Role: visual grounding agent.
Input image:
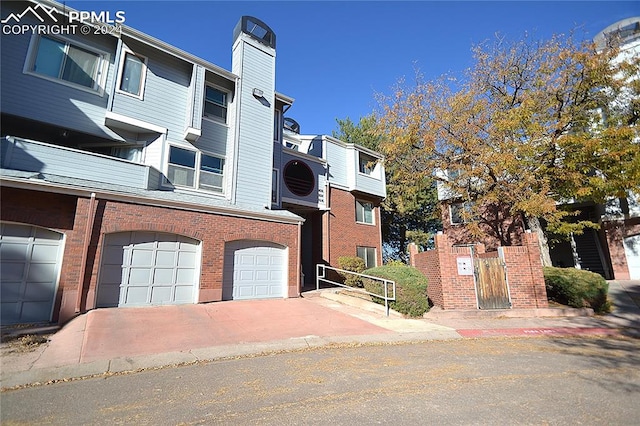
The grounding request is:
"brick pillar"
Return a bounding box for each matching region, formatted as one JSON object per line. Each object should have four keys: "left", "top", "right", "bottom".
{"left": 523, "top": 231, "right": 548, "bottom": 308}
{"left": 408, "top": 242, "right": 419, "bottom": 266}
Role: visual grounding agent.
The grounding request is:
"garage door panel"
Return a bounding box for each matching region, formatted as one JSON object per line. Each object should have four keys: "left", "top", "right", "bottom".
{"left": 174, "top": 286, "right": 194, "bottom": 302}
{"left": 624, "top": 234, "right": 640, "bottom": 279}
{"left": 0, "top": 224, "right": 62, "bottom": 324}
{"left": 26, "top": 263, "right": 58, "bottom": 282}
{"left": 2, "top": 224, "right": 32, "bottom": 238}
{"left": 176, "top": 268, "right": 195, "bottom": 282}
{"left": 1, "top": 281, "right": 22, "bottom": 300}
{"left": 156, "top": 251, "right": 177, "bottom": 265}
{"left": 150, "top": 287, "right": 172, "bottom": 304}
{"left": 98, "top": 232, "right": 200, "bottom": 307}
{"left": 31, "top": 244, "right": 60, "bottom": 262}
{"left": 178, "top": 252, "right": 196, "bottom": 266}
{"left": 130, "top": 232, "right": 156, "bottom": 245}
{"left": 131, "top": 249, "right": 154, "bottom": 266}
{"left": 153, "top": 268, "right": 175, "bottom": 284}
{"left": 1, "top": 303, "right": 20, "bottom": 322}
{"left": 1, "top": 242, "right": 29, "bottom": 259}
{"left": 1, "top": 263, "right": 25, "bottom": 281}
{"left": 23, "top": 281, "right": 55, "bottom": 300}
{"left": 100, "top": 265, "right": 122, "bottom": 283}
{"left": 128, "top": 268, "right": 151, "bottom": 285}
{"left": 20, "top": 302, "right": 52, "bottom": 322}
{"left": 97, "top": 285, "right": 120, "bottom": 307}
{"left": 123, "top": 286, "right": 150, "bottom": 305}
{"left": 34, "top": 228, "right": 63, "bottom": 240}
{"left": 106, "top": 232, "right": 132, "bottom": 245}
{"left": 223, "top": 240, "right": 287, "bottom": 301}
{"left": 157, "top": 240, "right": 179, "bottom": 250}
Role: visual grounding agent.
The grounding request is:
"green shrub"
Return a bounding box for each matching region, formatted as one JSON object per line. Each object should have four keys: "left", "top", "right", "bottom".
{"left": 543, "top": 266, "right": 611, "bottom": 314}
{"left": 362, "top": 264, "right": 429, "bottom": 317}
{"left": 337, "top": 256, "right": 366, "bottom": 287}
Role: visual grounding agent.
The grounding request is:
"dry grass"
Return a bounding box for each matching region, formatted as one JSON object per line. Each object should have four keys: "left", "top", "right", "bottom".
{"left": 1, "top": 333, "right": 50, "bottom": 353}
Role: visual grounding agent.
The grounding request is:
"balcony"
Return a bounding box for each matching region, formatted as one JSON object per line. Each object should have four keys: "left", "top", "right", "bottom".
{"left": 1, "top": 136, "right": 163, "bottom": 190}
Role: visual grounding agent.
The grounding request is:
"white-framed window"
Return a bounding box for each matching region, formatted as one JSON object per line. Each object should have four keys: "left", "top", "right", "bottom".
{"left": 356, "top": 200, "right": 374, "bottom": 225}
{"left": 203, "top": 85, "right": 228, "bottom": 123}
{"left": 358, "top": 151, "right": 379, "bottom": 177}
{"left": 272, "top": 168, "right": 280, "bottom": 204}
{"left": 357, "top": 246, "right": 377, "bottom": 269}
{"left": 24, "top": 34, "right": 108, "bottom": 94}
{"left": 450, "top": 201, "right": 473, "bottom": 224}
{"left": 116, "top": 49, "right": 147, "bottom": 99}
{"left": 167, "top": 145, "right": 224, "bottom": 193}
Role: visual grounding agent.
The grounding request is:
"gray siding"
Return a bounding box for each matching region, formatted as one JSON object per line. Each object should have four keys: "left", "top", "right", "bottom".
{"left": 196, "top": 120, "right": 228, "bottom": 157}
{"left": 2, "top": 137, "right": 159, "bottom": 190}
{"left": 355, "top": 172, "right": 386, "bottom": 198}
{"left": 0, "top": 5, "right": 120, "bottom": 140}
{"left": 111, "top": 40, "right": 192, "bottom": 144}
{"left": 325, "top": 141, "right": 348, "bottom": 187}
{"left": 280, "top": 153, "right": 326, "bottom": 206}
{"left": 232, "top": 38, "right": 275, "bottom": 208}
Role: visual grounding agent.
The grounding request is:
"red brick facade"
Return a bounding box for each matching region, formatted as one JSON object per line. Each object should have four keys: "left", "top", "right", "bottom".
{"left": 440, "top": 203, "right": 525, "bottom": 251}
{"left": 603, "top": 218, "right": 640, "bottom": 280}
{"left": 1, "top": 187, "right": 299, "bottom": 323}
{"left": 409, "top": 233, "right": 548, "bottom": 310}
{"left": 325, "top": 187, "right": 383, "bottom": 267}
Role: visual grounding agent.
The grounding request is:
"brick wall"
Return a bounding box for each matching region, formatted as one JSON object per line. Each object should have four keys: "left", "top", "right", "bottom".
{"left": 501, "top": 233, "right": 548, "bottom": 309}
{"left": 440, "top": 203, "right": 525, "bottom": 251}
{"left": 603, "top": 217, "right": 640, "bottom": 280}
{"left": 326, "top": 187, "right": 382, "bottom": 267}
{"left": 410, "top": 232, "right": 548, "bottom": 310}
{"left": 1, "top": 187, "right": 299, "bottom": 323}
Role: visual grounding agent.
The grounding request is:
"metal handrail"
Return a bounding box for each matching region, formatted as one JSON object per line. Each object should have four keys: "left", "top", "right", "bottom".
{"left": 316, "top": 264, "right": 396, "bottom": 316}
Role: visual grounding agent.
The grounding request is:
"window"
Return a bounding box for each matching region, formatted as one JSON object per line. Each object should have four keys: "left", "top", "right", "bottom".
{"left": 358, "top": 152, "right": 378, "bottom": 175}
{"left": 356, "top": 200, "right": 374, "bottom": 224}
{"left": 199, "top": 154, "right": 224, "bottom": 192}
{"left": 117, "top": 51, "right": 147, "bottom": 98}
{"left": 167, "top": 146, "right": 224, "bottom": 193}
{"left": 168, "top": 146, "right": 196, "bottom": 187}
{"left": 450, "top": 201, "right": 473, "bottom": 224}
{"left": 357, "top": 246, "right": 377, "bottom": 269}
{"left": 204, "top": 86, "right": 228, "bottom": 122}
{"left": 27, "top": 35, "right": 105, "bottom": 92}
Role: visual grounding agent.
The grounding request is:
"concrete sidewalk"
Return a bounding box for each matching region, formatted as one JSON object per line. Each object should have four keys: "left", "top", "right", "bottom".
{"left": 2, "top": 280, "right": 639, "bottom": 389}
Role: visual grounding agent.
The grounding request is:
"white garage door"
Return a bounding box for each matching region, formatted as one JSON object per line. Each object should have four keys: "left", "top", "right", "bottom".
{"left": 624, "top": 234, "right": 640, "bottom": 279}
{"left": 223, "top": 241, "right": 287, "bottom": 300}
{"left": 97, "top": 232, "right": 200, "bottom": 307}
{"left": 0, "top": 223, "right": 63, "bottom": 324}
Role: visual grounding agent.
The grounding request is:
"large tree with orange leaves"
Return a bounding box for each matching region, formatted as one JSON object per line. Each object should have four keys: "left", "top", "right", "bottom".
{"left": 376, "top": 32, "right": 640, "bottom": 265}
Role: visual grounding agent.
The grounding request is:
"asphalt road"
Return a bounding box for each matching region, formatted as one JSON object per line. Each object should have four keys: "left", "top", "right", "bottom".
{"left": 2, "top": 336, "right": 639, "bottom": 425}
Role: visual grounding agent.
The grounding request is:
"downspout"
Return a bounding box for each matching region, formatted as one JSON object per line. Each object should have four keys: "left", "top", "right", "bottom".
{"left": 377, "top": 203, "right": 383, "bottom": 265}
{"left": 297, "top": 220, "right": 302, "bottom": 296}
{"left": 231, "top": 74, "right": 242, "bottom": 204}
{"left": 75, "top": 193, "right": 98, "bottom": 313}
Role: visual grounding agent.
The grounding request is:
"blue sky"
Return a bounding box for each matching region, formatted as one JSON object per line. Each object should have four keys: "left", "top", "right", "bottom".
{"left": 68, "top": 1, "right": 639, "bottom": 136}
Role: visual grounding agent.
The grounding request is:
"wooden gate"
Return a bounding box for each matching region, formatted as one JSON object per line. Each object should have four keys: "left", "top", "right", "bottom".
{"left": 474, "top": 257, "right": 511, "bottom": 309}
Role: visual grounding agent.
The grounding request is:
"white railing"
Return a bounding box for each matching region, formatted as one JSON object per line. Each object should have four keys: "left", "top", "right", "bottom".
{"left": 316, "top": 264, "right": 396, "bottom": 316}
